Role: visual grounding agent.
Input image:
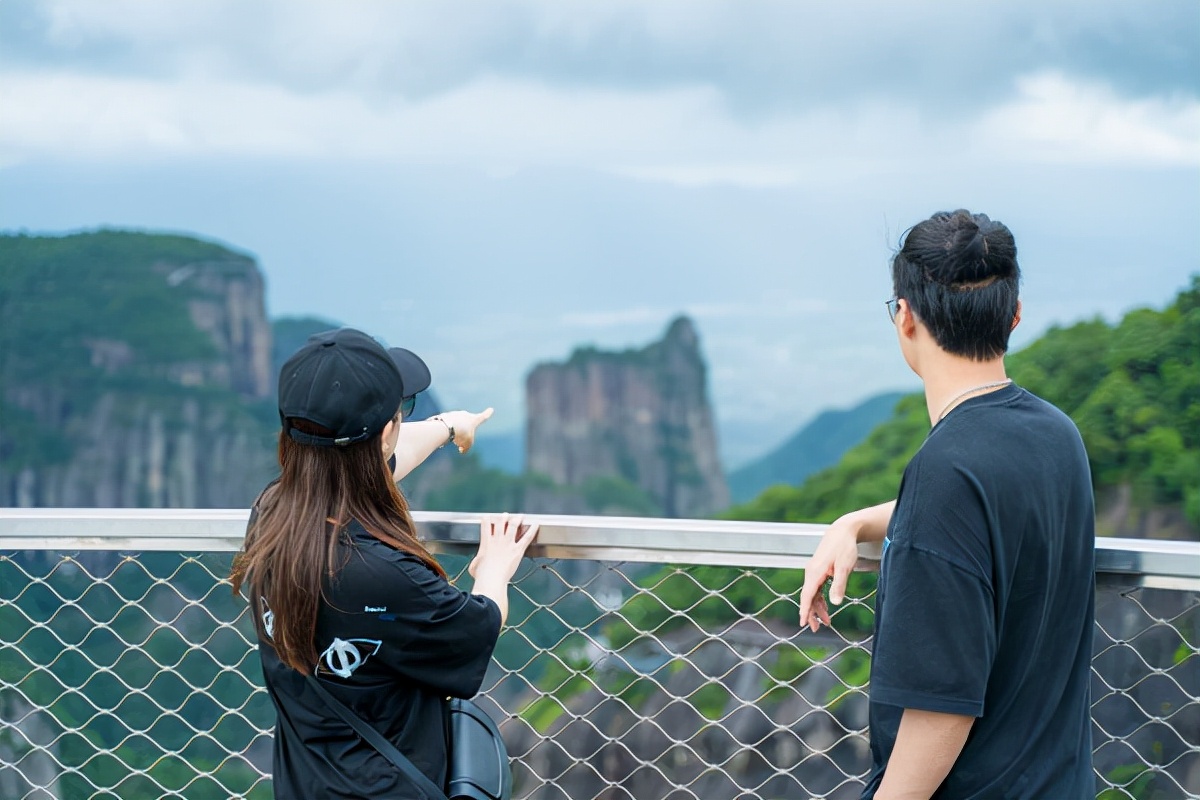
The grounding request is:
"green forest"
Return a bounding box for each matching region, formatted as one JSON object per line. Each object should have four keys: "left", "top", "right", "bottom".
{"left": 728, "top": 275, "right": 1200, "bottom": 535}
{"left": 0, "top": 231, "right": 271, "bottom": 479}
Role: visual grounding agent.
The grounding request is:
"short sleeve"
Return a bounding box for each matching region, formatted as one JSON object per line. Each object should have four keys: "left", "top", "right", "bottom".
{"left": 331, "top": 548, "right": 503, "bottom": 698}
{"left": 870, "top": 543, "right": 996, "bottom": 717}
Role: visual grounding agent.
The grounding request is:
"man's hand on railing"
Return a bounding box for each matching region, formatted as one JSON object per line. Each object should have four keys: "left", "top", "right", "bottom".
{"left": 799, "top": 500, "right": 895, "bottom": 632}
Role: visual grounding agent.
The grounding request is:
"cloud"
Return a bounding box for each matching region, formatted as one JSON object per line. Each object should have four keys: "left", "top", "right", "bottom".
{"left": 3, "top": 0, "right": 1196, "bottom": 178}
{"left": 4, "top": 0, "right": 1197, "bottom": 112}
{"left": 3, "top": 64, "right": 1195, "bottom": 181}
{"left": 974, "top": 72, "right": 1200, "bottom": 166}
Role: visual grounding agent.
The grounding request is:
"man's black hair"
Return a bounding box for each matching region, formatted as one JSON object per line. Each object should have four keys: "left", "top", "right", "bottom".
{"left": 892, "top": 209, "right": 1021, "bottom": 361}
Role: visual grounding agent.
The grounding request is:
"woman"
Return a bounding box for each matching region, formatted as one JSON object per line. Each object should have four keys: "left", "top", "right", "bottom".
{"left": 230, "top": 326, "right": 536, "bottom": 799}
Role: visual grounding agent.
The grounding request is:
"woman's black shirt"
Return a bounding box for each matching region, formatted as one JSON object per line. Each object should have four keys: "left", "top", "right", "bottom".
{"left": 254, "top": 520, "right": 502, "bottom": 799}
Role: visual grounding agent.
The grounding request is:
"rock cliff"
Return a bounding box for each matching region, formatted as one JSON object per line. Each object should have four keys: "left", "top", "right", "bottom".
{"left": 176, "top": 259, "right": 273, "bottom": 398}
{"left": 525, "top": 317, "right": 729, "bottom": 517}
{"left": 0, "top": 231, "right": 277, "bottom": 508}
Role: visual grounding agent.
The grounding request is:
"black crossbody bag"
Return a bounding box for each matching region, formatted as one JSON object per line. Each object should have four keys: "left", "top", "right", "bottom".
{"left": 307, "top": 675, "right": 512, "bottom": 800}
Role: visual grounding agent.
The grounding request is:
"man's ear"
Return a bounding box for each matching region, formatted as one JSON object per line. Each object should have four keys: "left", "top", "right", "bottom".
{"left": 1012, "top": 300, "right": 1022, "bottom": 331}
{"left": 898, "top": 298, "right": 918, "bottom": 338}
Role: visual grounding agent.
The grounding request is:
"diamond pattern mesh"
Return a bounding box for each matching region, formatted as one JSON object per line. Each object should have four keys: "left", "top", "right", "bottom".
{"left": 1, "top": 550, "right": 1196, "bottom": 799}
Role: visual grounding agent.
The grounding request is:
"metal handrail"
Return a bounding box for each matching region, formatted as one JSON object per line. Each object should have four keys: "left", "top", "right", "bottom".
{"left": 1, "top": 508, "right": 1196, "bottom": 589}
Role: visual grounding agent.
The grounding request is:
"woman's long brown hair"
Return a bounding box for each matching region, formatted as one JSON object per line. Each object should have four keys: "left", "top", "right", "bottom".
{"left": 229, "top": 416, "right": 446, "bottom": 674}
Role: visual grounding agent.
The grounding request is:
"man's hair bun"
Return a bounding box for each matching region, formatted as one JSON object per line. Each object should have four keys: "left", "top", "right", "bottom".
{"left": 926, "top": 210, "right": 1017, "bottom": 287}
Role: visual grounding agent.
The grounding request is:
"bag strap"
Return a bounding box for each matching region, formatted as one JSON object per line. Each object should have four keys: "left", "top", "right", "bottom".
{"left": 306, "top": 674, "right": 449, "bottom": 800}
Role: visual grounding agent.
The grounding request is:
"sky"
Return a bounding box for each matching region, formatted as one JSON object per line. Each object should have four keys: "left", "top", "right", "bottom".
{"left": 2, "top": 0, "right": 1198, "bottom": 467}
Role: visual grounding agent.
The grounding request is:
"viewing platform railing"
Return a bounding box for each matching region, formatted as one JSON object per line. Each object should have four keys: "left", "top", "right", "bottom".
{"left": 1, "top": 509, "right": 1197, "bottom": 799}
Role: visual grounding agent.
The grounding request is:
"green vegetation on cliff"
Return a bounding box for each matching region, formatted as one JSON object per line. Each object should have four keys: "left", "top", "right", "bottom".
{"left": 0, "top": 230, "right": 275, "bottom": 502}
{"left": 728, "top": 276, "right": 1200, "bottom": 535}
{"left": 0, "top": 231, "right": 239, "bottom": 379}
{"left": 1, "top": 232, "right": 243, "bottom": 471}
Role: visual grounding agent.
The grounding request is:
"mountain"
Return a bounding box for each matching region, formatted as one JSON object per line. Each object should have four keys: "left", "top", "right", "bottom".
{"left": 728, "top": 277, "right": 1200, "bottom": 540}
{"left": 728, "top": 391, "right": 907, "bottom": 503}
{"left": 525, "top": 316, "right": 729, "bottom": 518}
{"left": 0, "top": 230, "right": 277, "bottom": 507}
{"left": 419, "top": 318, "right": 718, "bottom": 519}
{"left": 0, "top": 230, "right": 827, "bottom": 518}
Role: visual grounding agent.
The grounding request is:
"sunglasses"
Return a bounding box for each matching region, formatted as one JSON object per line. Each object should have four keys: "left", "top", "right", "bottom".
{"left": 885, "top": 297, "right": 900, "bottom": 323}
{"left": 400, "top": 394, "right": 418, "bottom": 418}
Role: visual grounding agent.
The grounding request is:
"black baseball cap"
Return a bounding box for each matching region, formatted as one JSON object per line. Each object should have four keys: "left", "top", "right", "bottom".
{"left": 388, "top": 347, "right": 431, "bottom": 397}
{"left": 278, "top": 328, "right": 432, "bottom": 447}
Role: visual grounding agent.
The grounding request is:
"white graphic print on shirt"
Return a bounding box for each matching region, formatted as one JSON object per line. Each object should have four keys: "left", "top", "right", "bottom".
{"left": 319, "top": 637, "right": 383, "bottom": 678}
{"left": 260, "top": 597, "right": 274, "bottom": 640}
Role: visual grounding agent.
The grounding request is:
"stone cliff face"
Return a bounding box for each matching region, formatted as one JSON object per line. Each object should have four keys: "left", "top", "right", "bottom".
{"left": 525, "top": 317, "right": 729, "bottom": 517}
{"left": 4, "top": 394, "right": 274, "bottom": 508}
{"left": 0, "top": 232, "right": 277, "bottom": 508}
{"left": 174, "top": 260, "right": 273, "bottom": 399}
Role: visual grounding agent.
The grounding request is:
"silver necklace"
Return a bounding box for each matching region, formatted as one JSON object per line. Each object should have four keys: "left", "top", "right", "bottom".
{"left": 937, "top": 379, "right": 1013, "bottom": 421}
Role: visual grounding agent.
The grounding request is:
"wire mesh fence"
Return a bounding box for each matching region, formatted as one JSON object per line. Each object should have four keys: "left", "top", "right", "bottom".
{"left": 1, "top": 550, "right": 271, "bottom": 800}
{"left": 1, "top": 535, "right": 1197, "bottom": 799}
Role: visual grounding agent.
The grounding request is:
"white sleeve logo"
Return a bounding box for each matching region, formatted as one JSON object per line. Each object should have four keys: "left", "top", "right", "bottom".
{"left": 259, "top": 597, "right": 274, "bottom": 640}
{"left": 319, "top": 637, "right": 383, "bottom": 678}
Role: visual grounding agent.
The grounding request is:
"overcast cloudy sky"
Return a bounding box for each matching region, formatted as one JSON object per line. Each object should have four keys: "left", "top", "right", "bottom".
{"left": 2, "top": 0, "right": 1197, "bottom": 466}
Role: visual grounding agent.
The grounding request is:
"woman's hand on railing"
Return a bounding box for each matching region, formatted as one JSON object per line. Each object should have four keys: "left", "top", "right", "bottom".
{"left": 468, "top": 513, "right": 539, "bottom": 626}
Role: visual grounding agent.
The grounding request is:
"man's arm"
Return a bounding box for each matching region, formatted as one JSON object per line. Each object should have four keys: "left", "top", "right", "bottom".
{"left": 875, "top": 708, "right": 974, "bottom": 799}
{"left": 843, "top": 500, "right": 897, "bottom": 545}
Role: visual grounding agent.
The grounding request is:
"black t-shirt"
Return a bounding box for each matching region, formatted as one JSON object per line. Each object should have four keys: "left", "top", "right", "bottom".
{"left": 861, "top": 384, "right": 1096, "bottom": 799}
{"left": 252, "top": 518, "right": 502, "bottom": 800}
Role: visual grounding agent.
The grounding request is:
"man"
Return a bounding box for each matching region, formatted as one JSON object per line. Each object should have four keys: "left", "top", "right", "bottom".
{"left": 798, "top": 210, "right": 1096, "bottom": 798}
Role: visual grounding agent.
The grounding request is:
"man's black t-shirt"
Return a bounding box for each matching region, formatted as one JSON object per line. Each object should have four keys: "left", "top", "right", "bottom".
{"left": 253, "top": 519, "right": 502, "bottom": 800}
{"left": 861, "top": 384, "right": 1095, "bottom": 798}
